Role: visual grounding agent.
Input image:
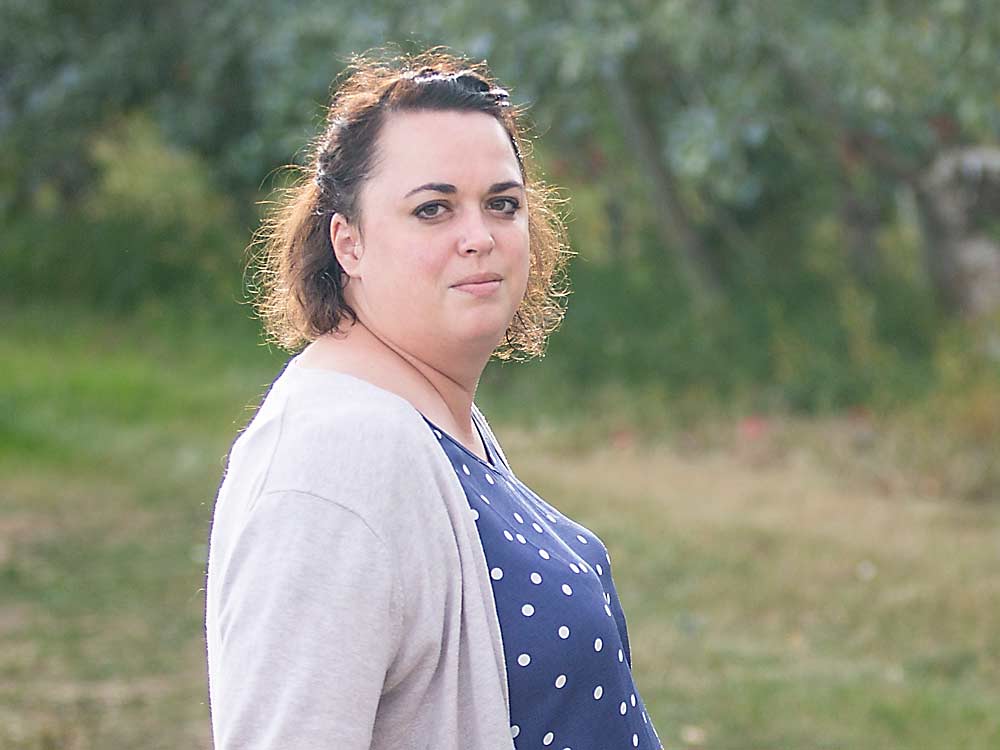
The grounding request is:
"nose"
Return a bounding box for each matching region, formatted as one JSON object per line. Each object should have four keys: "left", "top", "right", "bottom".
{"left": 458, "top": 211, "right": 496, "bottom": 255}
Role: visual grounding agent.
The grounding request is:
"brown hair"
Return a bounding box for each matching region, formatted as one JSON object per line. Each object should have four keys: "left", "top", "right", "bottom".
{"left": 251, "top": 48, "right": 571, "bottom": 359}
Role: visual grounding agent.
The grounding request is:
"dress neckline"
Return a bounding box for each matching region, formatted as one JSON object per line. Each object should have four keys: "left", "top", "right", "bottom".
{"left": 423, "top": 414, "right": 503, "bottom": 472}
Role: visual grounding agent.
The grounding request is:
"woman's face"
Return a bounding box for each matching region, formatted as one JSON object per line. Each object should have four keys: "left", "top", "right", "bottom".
{"left": 335, "top": 109, "right": 530, "bottom": 368}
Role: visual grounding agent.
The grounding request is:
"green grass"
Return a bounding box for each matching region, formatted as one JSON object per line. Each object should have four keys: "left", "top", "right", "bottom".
{"left": 1, "top": 304, "right": 998, "bottom": 749}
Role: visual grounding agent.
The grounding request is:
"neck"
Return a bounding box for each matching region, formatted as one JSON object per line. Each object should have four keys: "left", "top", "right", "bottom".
{"left": 381, "top": 327, "right": 483, "bottom": 435}
{"left": 304, "top": 320, "right": 492, "bottom": 455}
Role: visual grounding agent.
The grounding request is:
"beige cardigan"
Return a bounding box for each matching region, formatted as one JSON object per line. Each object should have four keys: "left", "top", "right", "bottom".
{"left": 206, "top": 362, "right": 515, "bottom": 749}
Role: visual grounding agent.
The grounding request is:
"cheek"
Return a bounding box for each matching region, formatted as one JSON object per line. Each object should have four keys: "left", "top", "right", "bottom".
{"left": 373, "top": 247, "right": 450, "bottom": 320}
{"left": 405, "top": 250, "right": 450, "bottom": 296}
{"left": 512, "top": 230, "right": 531, "bottom": 288}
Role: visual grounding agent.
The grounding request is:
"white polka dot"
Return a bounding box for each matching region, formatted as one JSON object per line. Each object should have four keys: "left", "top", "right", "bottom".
{"left": 503, "top": 530, "right": 514, "bottom": 542}
{"left": 593, "top": 685, "right": 603, "bottom": 700}
{"left": 633, "top": 733, "right": 639, "bottom": 747}
{"left": 513, "top": 512, "right": 524, "bottom": 524}
{"left": 517, "top": 653, "right": 531, "bottom": 667}
{"left": 620, "top": 701, "right": 627, "bottom": 715}
{"left": 490, "top": 567, "right": 503, "bottom": 580}
{"left": 605, "top": 604, "right": 613, "bottom": 617}
{"left": 558, "top": 625, "right": 570, "bottom": 639}
{"left": 594, "top": 637, "right": 603, "bottom": 651}
{"left": 530, "top": 572, "right": 542, "bottom": 584}
{"left": 618, "top": 648, "right": 624, "bottom": 662}
{"left": 554, "top": 674, "right": 567, "bottom": 688}
{"left": 631, "top": 693, "right": 636, "bottom": 706}
{"left": 577, "top": 534, "right": 588, "bottom": 544}
{"left": 546, "top": 513, "right": 557, "bottom": 522}
{"left": 511, "top": 725, "right": 519, "bottom": 738}
{"left": 569, "top": 563, "right": 580, "bottom": 574}
{"left": 462, "top": 463, "right": 471, "bottom": 476}
{"left": 579, "top": 562, "right": 589, "bottom": 573}
{"left": 470, "top": 508, "right": 479, "bottom": 520}
{"left": 479, "top": 493, "right": 490, "bottom": 504}
{"left": 521, "top": 603, "right": 535, "bottom": 616}
{"left": 532, "top": 522, "right": 544, "bottom": 533}
{"left": 561, "top": 583, "right": 573, "bottom": 596}
{"left": 516, "top": 533, "right": 527, "bottom": 544}
{"left": 538, "top": 549, "right": 550, "bottom": 560}
{"left": 543, "top": 731, "right": 554, "bottom": 746}
{"left": 596, "top": 564, "right": 604, "bottom": 575}
{"left": 485, "top": 473, "right": 495, "bottom": 484}
{"left": 604, "top": 592, "right": 611, "bottom": 604}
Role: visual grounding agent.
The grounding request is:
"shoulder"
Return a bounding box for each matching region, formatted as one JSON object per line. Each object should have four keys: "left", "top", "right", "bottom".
{"left": 278, "top": 364, "right": 430, "bottom": 444}
{"left": 226, "top": 364, "right": 454, "bottom": 527}
{"left": 272, "top": 364, "right": 439, "bottom": 470}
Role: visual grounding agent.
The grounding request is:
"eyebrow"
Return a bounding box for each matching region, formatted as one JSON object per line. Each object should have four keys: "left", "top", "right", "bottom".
{"left": 404, "top": 180, "right": 524, "bottom": 198}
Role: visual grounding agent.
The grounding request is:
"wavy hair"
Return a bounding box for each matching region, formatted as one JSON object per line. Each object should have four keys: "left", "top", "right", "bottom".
{"left": 250, "top": 48, "right": 571, "bottom": 359}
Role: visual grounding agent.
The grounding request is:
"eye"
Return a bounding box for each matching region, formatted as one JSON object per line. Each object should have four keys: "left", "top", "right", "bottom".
{"left": 488, "top": 196, "right": 521, "bottom": 215}
{"left": 414, "top": 201, "right": 449, "bottom": 220}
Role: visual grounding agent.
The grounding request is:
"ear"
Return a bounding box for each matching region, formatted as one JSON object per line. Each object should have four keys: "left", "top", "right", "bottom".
{"left": 330, "top": 213, "right": 364, "bottom": 277}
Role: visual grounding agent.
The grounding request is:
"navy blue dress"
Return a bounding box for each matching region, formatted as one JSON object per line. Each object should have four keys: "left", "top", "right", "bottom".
{"left": 426, "top": 416, "right": 663, "bottom": 750}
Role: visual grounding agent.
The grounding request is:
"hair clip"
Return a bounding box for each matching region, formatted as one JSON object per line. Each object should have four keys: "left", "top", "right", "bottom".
{"left": 405, "top": 68, "right": 510, "bottom": 107}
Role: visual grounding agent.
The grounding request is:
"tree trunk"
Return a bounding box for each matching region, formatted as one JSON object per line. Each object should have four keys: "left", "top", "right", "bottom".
{"left": 917, "top": 147, "right": 1000, "bottom": 318}
{"left": 839, "top": 186, "right": 884, "bottom": 285}
{"left": 601, "top": 65, "right": 722, "bottom": 309}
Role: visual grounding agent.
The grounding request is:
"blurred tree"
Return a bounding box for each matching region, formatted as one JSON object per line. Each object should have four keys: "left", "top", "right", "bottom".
{"left": 917, "top": 146, "right": 1000, "bottom": 317}
{"left": 3, "top": 0, "right": 998, "bottom": 319}
{"left": 1, "top": 0, "right": 193, "bottom": 209}
{"left": 376, "top": 0, "right": 1000, "bottom": 315}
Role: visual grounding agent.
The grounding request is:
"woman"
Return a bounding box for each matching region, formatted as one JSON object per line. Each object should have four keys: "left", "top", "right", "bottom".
{"left": 206, "top": 50, "right": 663, "bottom": 750}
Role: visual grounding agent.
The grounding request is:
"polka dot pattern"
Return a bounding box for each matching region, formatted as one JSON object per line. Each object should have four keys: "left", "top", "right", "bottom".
{"left": 425, "top": 416, "right": 662, "bottom": 750}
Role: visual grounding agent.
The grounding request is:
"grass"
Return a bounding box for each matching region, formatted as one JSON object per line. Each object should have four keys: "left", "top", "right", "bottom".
{"left": 1, "top": 304, "right": 998, "bottom": 749}
{"left": 505, "top": 433, "right": 1000, "bottom": 749}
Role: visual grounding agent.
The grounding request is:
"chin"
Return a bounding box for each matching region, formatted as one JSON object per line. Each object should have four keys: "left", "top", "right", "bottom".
{"left": 452, "top": 320, "right": 509, "bottom": 351}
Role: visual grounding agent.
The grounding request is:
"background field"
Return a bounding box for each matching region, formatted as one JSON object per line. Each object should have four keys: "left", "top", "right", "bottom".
{"left": 3, "top": 2, "right": 1000, "bottom": 748}
{"left": 1, "top": 307, "right": 998, "bottom": 749}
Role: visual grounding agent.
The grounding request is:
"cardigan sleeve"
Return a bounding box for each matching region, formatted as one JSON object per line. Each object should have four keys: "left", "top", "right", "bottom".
{"left": 208, "top": 489, "right": 402, "bottom": 750}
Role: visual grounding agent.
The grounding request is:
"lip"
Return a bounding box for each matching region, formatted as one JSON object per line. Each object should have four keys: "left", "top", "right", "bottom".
{"left": 450, "top": 272, "right": 504, "bottom": 297}
{"left": 451, "top": 272, "right": 503, "bottom": 287}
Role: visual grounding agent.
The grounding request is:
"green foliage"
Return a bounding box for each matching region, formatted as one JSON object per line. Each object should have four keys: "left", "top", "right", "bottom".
{"left": 2, "top": 1, "right": 998, "bottom": 416}
{"left": 3, "top": 114, "right": 245, "bottom": 311}
{"left": 897, "top": 315, "right": 1000, "bottom": 501}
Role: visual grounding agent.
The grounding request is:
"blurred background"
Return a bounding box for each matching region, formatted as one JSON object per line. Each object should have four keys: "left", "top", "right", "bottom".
{"left": 2, "top": 1, "right": 998, "bottom": 748}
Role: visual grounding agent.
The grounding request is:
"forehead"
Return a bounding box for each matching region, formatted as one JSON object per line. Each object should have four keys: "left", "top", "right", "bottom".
{"left": 369, "top": 110, "right": 522, "bottom": 191}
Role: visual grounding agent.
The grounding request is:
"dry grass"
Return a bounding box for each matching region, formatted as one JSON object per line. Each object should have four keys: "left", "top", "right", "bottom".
{"left": 2, "top": 307, "right": 997, "bottom": 749}
{"left": 502, "top": 424, "right": 1000, "bottom": 749}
